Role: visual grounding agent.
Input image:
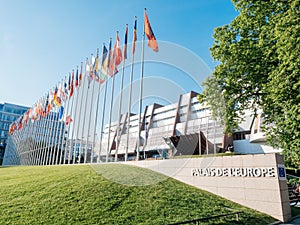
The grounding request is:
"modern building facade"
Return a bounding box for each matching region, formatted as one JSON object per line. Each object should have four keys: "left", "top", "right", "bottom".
{"left": 98, "top": 91, "right": 280, "bottom": 162}
{"left": 0, "top": 103, "right": 29, "bottom": 164}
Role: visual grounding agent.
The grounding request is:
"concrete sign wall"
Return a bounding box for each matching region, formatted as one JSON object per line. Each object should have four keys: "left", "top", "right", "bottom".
{"left": 126, "top": 153, "right": 291, "bottom": 222}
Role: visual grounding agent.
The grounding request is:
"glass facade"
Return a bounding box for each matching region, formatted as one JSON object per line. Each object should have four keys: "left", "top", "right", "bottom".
{"left": 0, "top": 103, "right": 29, "bottom": 164}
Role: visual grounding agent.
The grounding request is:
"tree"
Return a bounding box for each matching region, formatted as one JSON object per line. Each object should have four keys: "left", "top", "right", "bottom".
{"left": 202, "top": 0, "right": 300, "bottom": 167}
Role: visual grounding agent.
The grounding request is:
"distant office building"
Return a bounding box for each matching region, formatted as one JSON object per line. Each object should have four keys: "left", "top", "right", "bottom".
{"left": 3, "top": 111, "right": 66, "bottom": 166}
{"left": 0, "top": 103, "right": 29, "bottom": 164}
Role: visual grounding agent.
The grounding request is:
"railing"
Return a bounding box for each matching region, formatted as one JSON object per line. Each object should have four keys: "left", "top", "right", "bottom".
{"left": 287, "top": 174, "right": 300, "bottom": 206}
{"left": 168, "top": 211, "right": 243, "bottom": 225}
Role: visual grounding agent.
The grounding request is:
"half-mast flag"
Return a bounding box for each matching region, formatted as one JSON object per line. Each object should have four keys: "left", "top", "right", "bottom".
{"left": 144, "top": 10, "right": 158, "bottom": 52}
{"left": 132, "top": 16, "right": 137, "bottom": 54}
{"left": 124, "top": 24, "right": 128, "bottom": 60}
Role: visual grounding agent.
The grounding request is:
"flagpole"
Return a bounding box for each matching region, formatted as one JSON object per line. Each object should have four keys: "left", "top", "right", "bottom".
{"left": 106, "top": 71, "right": 116, "bottom": 163}
{"left": 52, "top": 107, "right": 60, "bottom": 165}
{"left": 137, "top": 10, "right": 146, "bottom": 161}
{"left": 45, "top": 99, "right": 56, "bottom": 165}
{"left": 63, "top": 74, "right": 72, "bottom": 164}
{"left": 36, "top": 97, "right": 46, "bottom": 165}
{"left": 53, "top": 82, "right": 64, "bottom": 165}
{"left": 75, "top": 62, "right": 86, "bottom": 164}
{"left": 69, "top": 67, "right": 80, "bottom": 164}
{"left": 60, "top": 77, "right": 71, "bottom": 164}
{"left": 49, "top": 105, "right": 59, "bottom": 165}
{"left": 56, "top": 106, "right": 65, "bottom": 165}
{"left": 125, "top": 16, "right": 137, "bottom": 162}
{"left": 98, "top": 78, "right": 108, "bottom": 163}
{"left": 39, "top": 106, "right": 46, "bottom": 165}
{"left": 55, "top": 81, "right": 67, "bottom": 165}
{"left": 68, "top": 79, "right": 75, "bottom": 164}
{"left": 38, "top": 95, "right": 49, "bottom": 165}
{"left": 98, "top": 38, "right": 112, "bottom": 163}
{"left": 80, "top": 57, "right": 92, "bottom": 164}
{"left": 85, "top": 52, "right": 98, "bottom": 164}
{"left": 115, "top": 25, "right": 128, "bottom": 162}
{"left": 42, "top": 98, "right": 52, "bottom": 165}
{"left": 106, "top": 33, "right": 119, "bottom": 162}
{"left": 92, "top": 44, "right": 107, "bottom": 163}
{"left": 48, "top": 89, "right": 59, "bottom": 165}
{"left": 57, "top": 101, "right": 67, "bottom": 165}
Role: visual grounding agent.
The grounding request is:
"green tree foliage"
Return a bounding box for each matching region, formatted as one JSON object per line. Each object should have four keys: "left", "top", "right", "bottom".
{"left": 202, "top": 0, "right": 300, "bottom": 167}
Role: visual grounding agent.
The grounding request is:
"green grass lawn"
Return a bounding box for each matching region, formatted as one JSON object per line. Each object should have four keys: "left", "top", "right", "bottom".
{"left": 0, "top": 164, "right": 275, "bottom": 225}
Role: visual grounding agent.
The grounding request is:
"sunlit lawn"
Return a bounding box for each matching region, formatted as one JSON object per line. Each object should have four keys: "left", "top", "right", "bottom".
{"left": 0, "top": 164, "right": 275, "bottom": 224}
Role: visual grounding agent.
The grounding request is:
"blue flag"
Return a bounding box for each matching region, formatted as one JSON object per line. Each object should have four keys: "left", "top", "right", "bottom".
{"left": 58, "top": 106, "right": 64, "bottom": 120}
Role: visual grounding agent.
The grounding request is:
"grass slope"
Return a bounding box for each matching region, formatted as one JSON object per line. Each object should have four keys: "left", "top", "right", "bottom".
{"left": 0, "top": 164, "right": 275, "bottom": 225}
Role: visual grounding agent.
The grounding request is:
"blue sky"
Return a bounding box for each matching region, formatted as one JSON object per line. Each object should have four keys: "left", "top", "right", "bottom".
{"left": 0, "top": 0, "right": 238, "bottom": 107}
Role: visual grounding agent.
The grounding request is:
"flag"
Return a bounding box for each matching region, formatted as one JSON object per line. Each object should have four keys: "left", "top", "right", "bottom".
{"left": 64, "top": 77, "right": 68, "bottom": 99}
{"left": 23, "top": 110, "right": 29, "bottom": 124}
{"left": 101, "top": 44, "right": 109, "bottom": 75}
{"left": 36, "top": 99, "right": 44, "bottom": 117}
{"left": 107, "top": 38, "right": 118, "bottom": 76}
{"left": 44, "top": 93, "right": 49, "bottom": 114}
{"left": 58, "top": 106, "right": 64, "bottom": 120}
{"left": 144, "top": 10, "right": 158, "bottom": 52}
{"left": 8, "top": 123, "right": 16, "bottom": 135}
{"left": 93, "top": 50, "right": 100, "bottom": 82}
{"left": 65, "top": 115, "right": 73, "bottom": 125}
{"left": 70, "top": 70, "right": 74, "bottom": 97}
{"left": 124, "top": 24, "right": 128, "bottom": 60}
{"left": 85, "top": 57, "right": 90, "bottom": 79}
{"left": 16, "top": 115, "right": 23, "bottom": 130}
{"left": 114, "top": 32, "right": 122, "bottom": 66}
{"left": 53, "top": 86, "right": 62, "bottom": 107}
{"left": 29, "top": 106, "right": 37, "bottom": 122}
{"left": 86, "top": 57, "right": 93, "bottom": 88}
{"left": 132, "top": 16, "right": 137, "bottom": 54}
{"left": 99, "top": 45, "right": 109, "bottom": 83}
{"left": 75, "top": 67, "right": 79, "bottom": 88}
{"left": 107, "top": 38, "right": 112, "bottom": 74}
{"left": 79, "top": 62, "right": 83, "bottom": 87}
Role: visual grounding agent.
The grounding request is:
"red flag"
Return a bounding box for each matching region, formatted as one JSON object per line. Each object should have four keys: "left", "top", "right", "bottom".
{"left": 114, "top": 32, "right": 122, "bottom": 66}
{"left": 66, "top": 115, "right": 73, "bottom": 125}
{"left": 79, "top": 62, "right": 83, "bottom": 87}
{"left": 144, "top": 10, "right": 158, "bottom": 52}
{"left": 107, "top": 38, "right": 118, "bottom": 76}
{"left": 70, "top": 70, "right": 74, "bottom": 97}
{"left": 132, "top": 16, "right": 137, "bottom": 54}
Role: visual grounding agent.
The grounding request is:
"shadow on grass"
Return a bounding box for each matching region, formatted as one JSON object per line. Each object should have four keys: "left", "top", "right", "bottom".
{"left": 90, "top": 164, "right": 168, "bottom": 186}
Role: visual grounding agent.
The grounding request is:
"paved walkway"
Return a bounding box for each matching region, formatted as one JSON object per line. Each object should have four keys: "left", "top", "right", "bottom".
{"left": 284, "top": 202, "right": 300, "bottom": 225}
{"left": 270, "top": 203, "right": 300, "bottom": 225}
{"left": 280, "top": 216, "right": 300, "bottom": 225}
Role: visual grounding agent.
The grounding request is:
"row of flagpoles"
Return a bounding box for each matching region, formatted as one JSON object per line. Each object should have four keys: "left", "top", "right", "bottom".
{"left": 4, "top": 9, "right": 159, "bottom": 165}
